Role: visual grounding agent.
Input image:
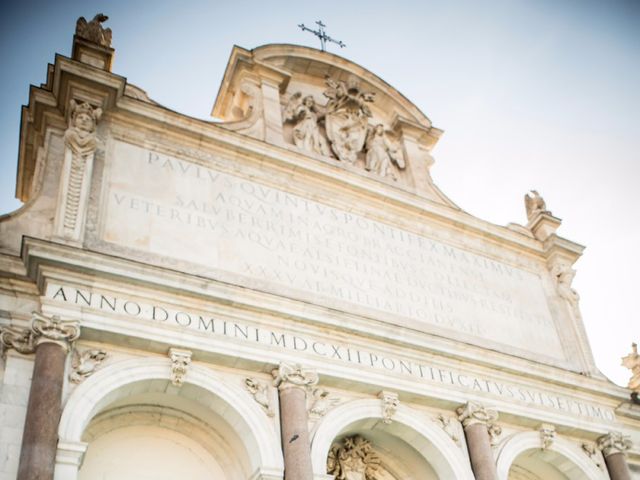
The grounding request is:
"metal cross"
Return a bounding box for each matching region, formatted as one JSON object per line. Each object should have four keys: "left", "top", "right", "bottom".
{"left": 298, "top": 20, "right": 345, "bottom": 52}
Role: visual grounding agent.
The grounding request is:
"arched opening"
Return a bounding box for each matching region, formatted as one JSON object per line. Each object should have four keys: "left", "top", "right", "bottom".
{"left": 508, "top": 448, "right": 576, "bottom": 479}
{"left": 311, "top": 399, "right": 474, "bottom": 479}
{"left": 56, "top": 358, "right": 283, "bottom": 480}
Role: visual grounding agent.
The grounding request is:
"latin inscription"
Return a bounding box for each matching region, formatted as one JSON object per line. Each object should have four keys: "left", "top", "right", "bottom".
{"left": 47, "top": 284, "right": 614, "bottom": 422}
{"left": 102, "top": 142, "right": 563, "bottom": 359}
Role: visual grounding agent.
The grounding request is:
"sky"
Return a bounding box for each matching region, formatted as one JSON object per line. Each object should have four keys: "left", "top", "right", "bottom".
{"left": 0, "top": 0, "right": 638, "bottom": 386}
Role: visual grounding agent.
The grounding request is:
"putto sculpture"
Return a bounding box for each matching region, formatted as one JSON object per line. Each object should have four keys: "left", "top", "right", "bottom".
{"left": 75, "top": 13, "right": 112, "bottom": 47}
{"left": 283, "top": 93, "right": 331, "bottom": 157}
{"left": 364, "top": 124, "right": 405, "bottom": 180}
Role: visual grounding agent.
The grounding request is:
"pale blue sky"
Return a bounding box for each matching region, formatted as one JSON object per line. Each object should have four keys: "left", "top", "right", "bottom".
{"left": 1, "top": 0, "right": 639, "bottom": 385}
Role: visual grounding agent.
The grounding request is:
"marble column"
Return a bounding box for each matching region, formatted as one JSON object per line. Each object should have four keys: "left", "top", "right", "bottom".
{"left": 1, "top": 312, "right": 80, "bottom": 480}
{"left": 273, "top": 362, "right": 318, "bottom": 480}
{"left": 457, "top": 401, "right": 499, "bottom": 480}
{"left": 598, "top": 432, "right": 633, "bottom": 480}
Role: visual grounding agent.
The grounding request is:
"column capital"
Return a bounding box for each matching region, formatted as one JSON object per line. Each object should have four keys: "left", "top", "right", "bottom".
{"left": 1, "top": 325, "right": 35, "bottom": 354}
{"left": 272, "top": 362, "right": 318, "bottom": 391}
{"left": 456, "top": 401, "right": 499, "bottom": 428}
{"left": 597, "top": 431, "right": 633, "bottom": 457}
{"left": 31, "top": 312, "right": 80, "bottom": 353}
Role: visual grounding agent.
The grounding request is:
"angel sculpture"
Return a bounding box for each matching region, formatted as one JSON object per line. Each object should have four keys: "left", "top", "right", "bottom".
{"left": 364, "top": 124, "right": 405, "bottom": 180}
{"left": 69, "top": 348, "right": 107, "bottom": 383}
{"left": 524, "top": 190, "right": 550, "bottom": 221}
{"left": 283, "top": 93, "right": 331, "bottom": 157}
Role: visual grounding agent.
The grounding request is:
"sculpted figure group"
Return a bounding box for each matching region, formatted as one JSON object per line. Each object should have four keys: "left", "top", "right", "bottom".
{"left": 284, "top": 77, "right": 406, "bottom": 180}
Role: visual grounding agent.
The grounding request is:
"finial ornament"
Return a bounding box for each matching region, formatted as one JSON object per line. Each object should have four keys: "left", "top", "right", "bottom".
{"left": 622, "top": 342, "right": 640, "bottom": 403}
{"left": 524, "top": 190, "right": 551, "bottom": 221}
{"left": 272, "top": 362, "right": 318, "bottom": 390}
{"left": 75, "top": 13, "right": 112, "bottom": 47}
{"left": 597, "top": 432, "right": 633, "bottom": 457}
{"left": 298, "top": 20, "right": 345, "bottom": 52}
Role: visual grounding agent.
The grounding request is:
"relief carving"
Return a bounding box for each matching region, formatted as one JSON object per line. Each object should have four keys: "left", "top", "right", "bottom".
{"left": 61, "top": 100, "right": 102, "bottom": 235}
{"left": 308, "top": 387, "right": 340, "bottom": 417}
{"left": 327, "top": 435, "right": 381, "bottom": 480}
{"left": 69, "top": 348, "right": 107, "bottom": 383}
{"left": 283, "top": 93, "right": 331, "bottom": 156}
{"left": 550, "top": 260, "right": 580, "bottom": 306}
{"left": 168, "top": 347, "right": 192, "bottom": 387}
{"left": 244, "top": 377, "right": 275, "bottom": 416}
{"left": 435, "top": 414, "right": 461, "bottom": 446}
{"left": 364, "top": 124, "right": 405, "bottom": 180}
{"left": 378, "top": 390, "right": 399, "bottom": 424}
{"left": 75, "top": 13, "right": 112, "bottom": 47}
{"left": 539, "top": 423, "right": 556, "bottom": 450}
{"left": 323, "top": 76, "right": 375, "bottom": 164}
{"left": 582, "top": 443, "right": 604, "bottom": 469}
{"left": 524, "top": 190, "right": 550, "bottom": 221}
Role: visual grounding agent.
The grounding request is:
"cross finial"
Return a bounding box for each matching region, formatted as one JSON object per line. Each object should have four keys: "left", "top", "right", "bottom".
{"left": 298, "top": 20, "right": 346, "bottom": 52}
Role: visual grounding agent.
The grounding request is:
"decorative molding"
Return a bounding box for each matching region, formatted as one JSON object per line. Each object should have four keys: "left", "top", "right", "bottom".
{"left": 168, "top": 348, "right": 192, "bottom": 387}
{"left": 378, "top": 390, "right": 399, "bottom": 424}
{"left": 245, "top": 377, "right": 275, "bottom": 417}
{"left": 327, "top": 435, "right": 381, "bottom": 480}
{"left": 581, "top": 443, "right": 603, "bottom": 469}
{"left": 69, "top": 348, "right": 107, "bottom": 383}
{"left": 456, "top": 401, "right": 499, "bottom": 428}
{"left": 597, "top": 431, "right": 633, "bottom": 457}
{"left": 539, "top": 423, "right": 556, "bottom": 451}
{"left": 308, "top": 387, "right": 340, "bottom": 418}
{"left": 272, "top": 362, "right": 318, "bottom": 391}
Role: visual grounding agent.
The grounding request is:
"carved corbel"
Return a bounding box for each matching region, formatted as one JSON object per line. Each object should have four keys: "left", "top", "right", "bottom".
{"left": 55, "top": 99, "right": 102, "bottom": 243}
{"left": 378, "top": 390, "right": 399, "bottom": 424}
{"left": 69, "top": 348, "right": 107, "bottom": 383}
{"left": 168, "top": 348, "right": 192, "bottom": 387}
{"left": 539, "top": 423, "right": 556, "bottom": 450}
{"left": 597, "top": 431, "right": 633, "bottom": 457}
{"left": 244, "top": 377, "right": 275, "bottom": 417}
{"left": 272, "top": 362, "right": 318, "bottom": 391}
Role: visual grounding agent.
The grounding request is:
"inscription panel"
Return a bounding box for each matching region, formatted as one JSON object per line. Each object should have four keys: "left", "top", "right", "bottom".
{"left": 102, "top": 141, "right": 564, "bottom": 360}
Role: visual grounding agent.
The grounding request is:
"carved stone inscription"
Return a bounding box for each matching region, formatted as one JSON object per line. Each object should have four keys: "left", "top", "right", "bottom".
{"left": 103, "top": 142, "right": 562, "bottom": 358}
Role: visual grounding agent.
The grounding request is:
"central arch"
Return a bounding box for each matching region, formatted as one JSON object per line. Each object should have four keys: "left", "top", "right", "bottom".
{"left": 310, "top": 398, "right": 474, "bottom": 479}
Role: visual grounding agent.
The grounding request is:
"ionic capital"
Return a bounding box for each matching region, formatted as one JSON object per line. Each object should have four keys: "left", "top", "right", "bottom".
{"left": 272, "top": 362, "right": 318, "bottom": 391}
{"left": 597, "top": 431, "right": 633, "bottom": 457}
{"left": 32, "top": 312, "right": 80, "bottom": 353}
{"left": 456, "top": 401, "right": 499, "bottom": 428}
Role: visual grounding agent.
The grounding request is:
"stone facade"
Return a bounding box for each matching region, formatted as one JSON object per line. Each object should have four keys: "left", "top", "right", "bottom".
{"left": 0, "top": 14, "right": 639, "bottom": 480}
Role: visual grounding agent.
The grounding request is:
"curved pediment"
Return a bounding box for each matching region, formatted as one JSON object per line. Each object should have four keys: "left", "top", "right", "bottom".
{"left": 212, "top": 44, "right": 453, "bottom": 206}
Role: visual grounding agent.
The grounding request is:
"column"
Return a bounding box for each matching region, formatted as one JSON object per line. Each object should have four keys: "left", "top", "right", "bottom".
{"left": 1, "top": 312, "right": 80, "bottom": 480}
{"left": 457, "top": 401, "right": 499, "bottom": 480}
{"left": 273, "top": 362, "right": 318, "bottom": 480}
{"left": 598, "top": 432, "right": 633, "bottom": 480}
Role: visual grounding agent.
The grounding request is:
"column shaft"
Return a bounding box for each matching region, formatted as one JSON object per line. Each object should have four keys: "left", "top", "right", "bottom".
{"left": 279, "top": 386, "right": 314, "bottom": 480}
{"left": 17, "top": 342, "right": 67, "bottom": 480}
{"left": 604, "top": 452, "right": 632, "bottom": 480}
{"left": 464, "top": 423, "right": 498, "bottom": 480}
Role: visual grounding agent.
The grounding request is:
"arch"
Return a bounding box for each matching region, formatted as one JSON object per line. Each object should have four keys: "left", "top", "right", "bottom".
{"left": 310, "top": 398, "right": 474, "bottom": 479}
{"left": 495, "top": 431, "right": 607, "bottom": 480}
{"left": 57, "top": 357, "right": 283, "bottom": 478}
